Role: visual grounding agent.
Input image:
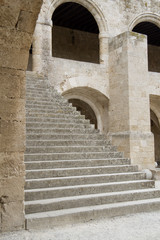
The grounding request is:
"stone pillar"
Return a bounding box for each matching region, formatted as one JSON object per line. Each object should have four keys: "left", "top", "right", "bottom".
{"left": 109, "top": 31, "right": 155, "bottom": 170}
{"left": 99, "top": 32, "right": 109, "bottom": 67}
{"left": 0, "top": 0, "right": 42, "bottom": 232}
{"left": 32, "top": 20, "right": 52, "bottom": 75}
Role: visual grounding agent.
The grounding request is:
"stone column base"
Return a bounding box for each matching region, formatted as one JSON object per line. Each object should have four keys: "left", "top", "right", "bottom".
{"left": 108, "top": 131, "right": 155, "bottom": 170}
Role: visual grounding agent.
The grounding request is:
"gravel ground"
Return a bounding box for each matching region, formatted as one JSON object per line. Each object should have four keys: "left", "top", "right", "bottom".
{"left": 1, "top": 181, "right": 160, "bottom": 240}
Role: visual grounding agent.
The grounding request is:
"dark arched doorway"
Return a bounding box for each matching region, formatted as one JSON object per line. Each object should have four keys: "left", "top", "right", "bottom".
{"left": 52, "top": 2, "right": 100, "bottom": 63}
{"left": 69, "top": 98, "right": 98, "bottom": 129}
{"left": 151, "top": 110, "right": 160, "bottom": 166}
{"left": 132, "top": 22, "right": 160, "bottom": 72}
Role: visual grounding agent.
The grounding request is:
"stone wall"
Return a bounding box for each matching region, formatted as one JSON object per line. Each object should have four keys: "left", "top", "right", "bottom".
{"left": 52, "top": 26, "right": 99, "bottom": 63}
{"left": 108, "top": 31, "right": 155, "bottom": 169}
{"left": 31, "top": 0, "right": 160, "bottom": 169}
{"left": 48, "top": 57, "right": 109, "bottom": 96}
{"left": 0, "top": 0, "right": 42, "bottom": 232}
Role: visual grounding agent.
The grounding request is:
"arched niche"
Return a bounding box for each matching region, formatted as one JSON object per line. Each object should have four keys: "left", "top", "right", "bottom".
{"left": 62, "top": 86, "right": 109, "bottom": 134}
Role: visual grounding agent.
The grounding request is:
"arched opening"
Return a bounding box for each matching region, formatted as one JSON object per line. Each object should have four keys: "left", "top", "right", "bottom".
{"left": 150, "top": 110, "right": 160, "bottom": 166}
{"left": 132, "top": 22, "right": 160, "bottom": 72}
{"left": 62, "top": 86, "right": 109, "bottom": 133}
{"left": 27, "top": 44, "right": 33, "bottom": 71}
{"left": 52, "top": 2, "right": 100, "bottom": 63}
{"left": 69, "top": 98, "right": 97, "bottom": 128}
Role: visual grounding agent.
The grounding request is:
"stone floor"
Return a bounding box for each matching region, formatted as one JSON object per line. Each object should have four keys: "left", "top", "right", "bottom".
{"left": 1, "top": 181, "right": 160, "bottom": 240}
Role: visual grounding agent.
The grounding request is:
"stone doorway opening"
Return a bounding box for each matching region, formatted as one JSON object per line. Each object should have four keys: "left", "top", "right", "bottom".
{"left": 132, "top": 21, "right": 160, "bottom": 73}
{"left": 151, "top": 110, "right": 160, "bottom": 166}
{"left": 52, "top": 2, "right": 100, "bottom": 63}
{"left": 69, "top": 98, "right": 98, "bottom": 129}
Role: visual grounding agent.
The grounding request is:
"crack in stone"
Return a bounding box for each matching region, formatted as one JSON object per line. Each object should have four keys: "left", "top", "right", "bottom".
{"left": 0, "top": 196, "right": 8, "bottom": 213}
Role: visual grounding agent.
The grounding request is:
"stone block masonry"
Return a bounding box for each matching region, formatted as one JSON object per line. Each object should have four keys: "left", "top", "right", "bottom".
{"left": 0, "top": 0, "right": 43, "bottom": 232}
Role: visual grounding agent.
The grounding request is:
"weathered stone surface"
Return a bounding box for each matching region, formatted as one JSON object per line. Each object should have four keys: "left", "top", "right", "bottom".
{"left": 0, "top": 67, "right": 26, "bottom": 99}
{"left": 16, "top": 10, "right": 39, "bottom": 33}
{"left": 0, "top": 176, "right": 25, "bottom": 201}
{"left": 0, "top": 153, "right": 25, "bottom": 178}
{"left": 0, "top": 0, "right": 42, "bottom": 233}
{"left": 0, "top": 0, "right": 160, "bottom": 233}
{"left": 0, "top": 27, "right": 32, "bottom": 50}
{"left": 0, "top": 47, "right": 29, "bottom": 70}
{"left": 1, "top": 201, "right": 25, "bottom": 232}
{"left": 0, "top": 4, "right": 20, "bottom": 28}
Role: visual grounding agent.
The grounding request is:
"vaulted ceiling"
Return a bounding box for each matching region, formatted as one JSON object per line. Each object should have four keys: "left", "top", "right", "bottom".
{"left": 52, "top": 2, "right": 99, "bottom": 34}
{"left": 133, "top": 22, "right": 160, "bottom": 46}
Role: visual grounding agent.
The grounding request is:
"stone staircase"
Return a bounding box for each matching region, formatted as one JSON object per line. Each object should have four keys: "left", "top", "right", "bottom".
{"left": 25, "top": 72, "right": 160, "bottom": 230}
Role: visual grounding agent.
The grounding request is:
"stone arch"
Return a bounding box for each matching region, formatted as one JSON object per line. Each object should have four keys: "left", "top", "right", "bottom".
{"left": 32, "top": 0, "right": 109, "bottom": 73}
{"left": 130, "top": 14, "right": 160, "bottom": 73}
{"left": 52, "top": 2, "right": 100, "bottom": 63}
{"left": 150, "top": 105, "right": 160, "bottom": 126}
{"left": 62, "top": 87, "right": 109, "bottom": 133}
{"left": 46, "top": 0, "right": 108, "bottom": 34}
{"left": 129, "top": 13, "right": 160, "bottom": 31}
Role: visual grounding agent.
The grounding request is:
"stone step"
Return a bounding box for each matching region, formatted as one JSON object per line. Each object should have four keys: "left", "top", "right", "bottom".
{"left": 26, "top": 87, "right": 51, "bottom": 91}
{"left": 26, "top": 128, "right": 98, "bottom": 134}
{"left": 25, "top": 189, "right": 160, "bottom": 214}
{"left": 27, "top": 112, "right": 85, "bottom": 119}
{"left": 24, "top": 151, "right": 123, "bottom": 161}
{"left": 25, "top": 172, "right": 145, "bottom": 189}
{"left": 26, "top": 117, "right": 89, "bottom": 124}
{"left": 26, "top": 145, "right": 116, "bottom": 154}
{"left": 26, "top": 112, "right": 84, "bottom": 119}
{"left": 25, "top": 158, "right": 131, "bottom": 170}
{"left": 26, "top": 165, "right": 138, "bottom": 179}
{"left": 26, "top": 133, "right": 105, "bottom": 141}
{"left": 26, "top": 87, "right": 58, "bottom": 93}
{"left": 26, "top": 105, "right": 77, "bottom": 111}
{"left": 26, "top": 83, "right": 49, "bottom": 88}
{"left": 26, "top": 122, "right": 94, "bottom": 130}
{"left": 26, "top": 140, "right": 110, "bottom": 147}
{"left": 26, "top": 93, "right": 53, "bottom": 98}
{"left": 26, "top": 100, "right": 70, "bottom": 107}
{"left": 25, "top": 197, "right": 160, "bottom": 230}
{"left": 26, "top": 103, "right": 73, "bottom": 110}
{"left": 26, "top": 90, "right": 63, "bottom": 97}
{"left": 26, "top": 96, "right": 67, "bottom": 103}
{"left": 25, "top": 73, "right": 159, "bottom": 229}
{"left": 26, "top": 88, "right": 52, "bottom": 93}
{"left": 26, "top": 108, "right": 78, "bottom": 114}
{"left": 25, "top": 180, "right": 155, "bottom": 201}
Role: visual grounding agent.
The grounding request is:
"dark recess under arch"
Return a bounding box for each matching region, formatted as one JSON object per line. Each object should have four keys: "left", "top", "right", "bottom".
{"left": 132, "top": 22, "right": 160, "bottom": 72}
{"left": 52, "top": 2, "right": 99, "bottom": 34}
{"left": 52, "top": 2, "right": 100, "bottom": 63}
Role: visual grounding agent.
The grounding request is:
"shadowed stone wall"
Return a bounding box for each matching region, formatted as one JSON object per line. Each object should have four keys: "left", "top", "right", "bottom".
{"left": 52, "top": 26, "right": 99, "bottom": 63}
{"left": 148, "top": 45, "right": 160, "bottom": 73}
